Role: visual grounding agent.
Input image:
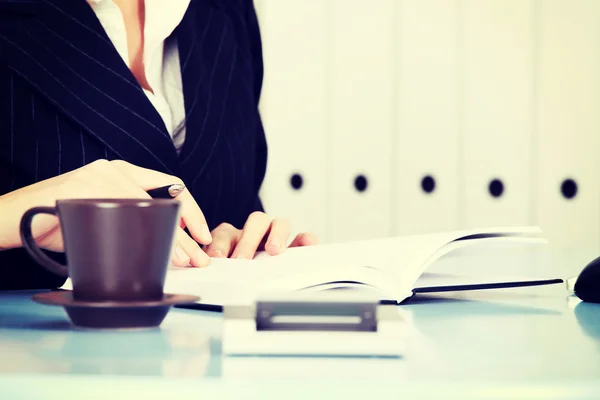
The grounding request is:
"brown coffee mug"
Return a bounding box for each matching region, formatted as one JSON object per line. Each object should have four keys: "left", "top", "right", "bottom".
{"left": 19, "top": 198, "right": 181, "bottom": 302}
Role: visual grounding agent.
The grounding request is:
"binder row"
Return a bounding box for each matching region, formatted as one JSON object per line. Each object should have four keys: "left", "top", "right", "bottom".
{"left": 254, "top": 0, "right": 600, "bottom": 252}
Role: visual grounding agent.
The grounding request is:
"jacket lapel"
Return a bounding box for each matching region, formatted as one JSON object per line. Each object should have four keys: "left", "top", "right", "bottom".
{"left": 0, "top": 0, "right": 182, "bottom": 176}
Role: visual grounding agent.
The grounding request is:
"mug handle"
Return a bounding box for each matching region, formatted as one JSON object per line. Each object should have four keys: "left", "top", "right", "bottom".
{"left": 19, "top": 206, "right": 69, "bottom": 278}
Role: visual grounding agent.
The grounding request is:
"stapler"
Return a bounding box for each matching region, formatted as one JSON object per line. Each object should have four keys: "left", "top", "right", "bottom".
{"left": 221, "top": 293, "right": 409, "bottom": 357}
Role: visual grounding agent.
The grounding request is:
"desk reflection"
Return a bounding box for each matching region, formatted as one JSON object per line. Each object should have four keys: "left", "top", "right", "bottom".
{"left": 574, "top": 301, "right": 600, "bottom": 341}
{"left": 0, "top": 326, "right": 210, "bottom": 377}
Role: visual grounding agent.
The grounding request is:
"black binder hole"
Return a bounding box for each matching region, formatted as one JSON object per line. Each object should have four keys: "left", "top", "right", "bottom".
{"left": 561, "top": 178, "right": 577, "bottom": 199}
{"left": 290, "top": 174, "right": 303, "bottom": 190}
{"left": 421, "top": 175, "right": 436, "bottom": 194}
{"left": 488, "top": 179, "right": 504, "bottom": 198}
{"left": 354, "top": 175, "right": 368, "bottom": 192}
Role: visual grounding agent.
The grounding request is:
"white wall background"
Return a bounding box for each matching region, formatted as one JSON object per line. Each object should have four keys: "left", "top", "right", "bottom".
{"left": 253, "top": 0, "right": 600, "bottom": 252}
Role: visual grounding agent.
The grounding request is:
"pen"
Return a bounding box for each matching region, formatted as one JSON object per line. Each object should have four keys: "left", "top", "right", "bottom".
{"left": 146, "top": 184, "right": 185, "bottom": 199}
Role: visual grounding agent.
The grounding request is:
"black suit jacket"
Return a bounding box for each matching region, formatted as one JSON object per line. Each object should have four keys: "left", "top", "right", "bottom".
{"left": 0, "top": 0, "right": 268, "bottom": 289}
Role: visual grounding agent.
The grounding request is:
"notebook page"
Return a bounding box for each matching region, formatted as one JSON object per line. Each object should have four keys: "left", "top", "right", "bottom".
{"left": 400, "top": 234, "right": 548, "bottom": 292}
{"left": 161, "top": 228, "right": 494, "bottom": 305}
{"left": 62, "top": 226, "right": 545, "bottom": 306}
{"left": 163, "top": 253, "right": 401, "bottom": 306}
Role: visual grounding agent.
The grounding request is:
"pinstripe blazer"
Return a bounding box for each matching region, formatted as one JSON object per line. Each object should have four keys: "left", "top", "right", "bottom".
{"left": 0, "top": 0, "right": 268, "bottom": 289}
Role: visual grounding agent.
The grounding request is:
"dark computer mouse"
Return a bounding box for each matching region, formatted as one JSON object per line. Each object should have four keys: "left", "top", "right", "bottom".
{"left": 574, "top": 256, "right": 600, "bottom": 303}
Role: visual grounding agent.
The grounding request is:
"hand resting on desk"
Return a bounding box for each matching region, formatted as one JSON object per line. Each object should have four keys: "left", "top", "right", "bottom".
{"left": 204, "top": 214, "right": 318, "bottom": 260}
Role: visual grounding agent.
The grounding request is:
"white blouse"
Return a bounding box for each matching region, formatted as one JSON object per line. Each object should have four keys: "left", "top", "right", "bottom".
{"left": 87, "top": 0, "right": 191, "bottom": 152}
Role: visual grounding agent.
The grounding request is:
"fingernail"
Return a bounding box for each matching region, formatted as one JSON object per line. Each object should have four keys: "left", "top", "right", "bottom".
{"left": 195, "top": 249, "right": 210, "bottom": 266}
{"left": 236, "top": 254, "right": 250, "bottom": 260}
{"left": 175, "top": 247, "right": 190, "bottom": 264}
{"left": 201, "top": 224, "right": 212, "bottom": 242}
{"left": 267, "top": 238, "right": 281, "bottom": 253}
{"left": 212, "top": 249, "right": 223, "bottom": 258}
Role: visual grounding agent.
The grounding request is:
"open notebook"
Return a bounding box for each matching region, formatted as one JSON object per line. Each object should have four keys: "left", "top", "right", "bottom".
{"left": 60, "top": 226, "right": 563, "bottom": 307}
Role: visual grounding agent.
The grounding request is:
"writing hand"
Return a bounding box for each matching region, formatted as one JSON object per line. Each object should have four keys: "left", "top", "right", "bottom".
{"left": 0, "top": 159, "right": 212, "bottom": 267}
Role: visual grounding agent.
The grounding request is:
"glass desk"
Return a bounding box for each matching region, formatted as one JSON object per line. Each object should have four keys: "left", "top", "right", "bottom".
{"left": 1, "top": 244, "right": 599, "bottom": 399}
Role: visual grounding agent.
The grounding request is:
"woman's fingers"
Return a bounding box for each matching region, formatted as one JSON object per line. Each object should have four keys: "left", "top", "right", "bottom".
{"left": 264, "top": 217, "right": 291, "bottom": 255}
{"left": 171, "top": 227, "right": 210, "bottom": 267}
{"left": 231, "top": 212, "right": 272, "bottom": 259}
{"left": 173, "top": 190, "right": 212, "bottom": 246}
{"left": 289, "top": 232, "right": 318, "bottom": 248}
{"left": 203, "top": 223, "right": 240, "bottom": 258}
{"left": 108, "top": 160, "right": 212, "bottom": 245}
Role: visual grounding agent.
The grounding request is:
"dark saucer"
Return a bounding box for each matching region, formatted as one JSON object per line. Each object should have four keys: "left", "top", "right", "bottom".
{"left": 32, "top": 291, "right": 200, "bottom": 330}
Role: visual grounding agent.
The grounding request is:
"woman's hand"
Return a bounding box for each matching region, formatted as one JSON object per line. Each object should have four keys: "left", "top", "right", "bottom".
{"left": 202, "top": 211, "right": 318, "bottom": 259}
{"left": 0, "top": 159, "right": 212, "bottom": 267}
